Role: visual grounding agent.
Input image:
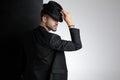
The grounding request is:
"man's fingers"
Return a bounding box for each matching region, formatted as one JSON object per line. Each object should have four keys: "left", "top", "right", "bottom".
{"left": 60, "top": 10, "right": 64, "bottom": 16}
{"left": 61, "top": 10, "right": 70, "bottom": 17}
{"left": 60, "top": 10, "right": 65, "bottom": 19}
{"left": 61, "top": 10, "right": 67, "bottom": 15}
{"left": 61, "top": 10, "right": 65, "bottom": 17}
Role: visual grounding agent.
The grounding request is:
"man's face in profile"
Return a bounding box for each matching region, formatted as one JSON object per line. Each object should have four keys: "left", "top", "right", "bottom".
{"left": 45, "top": 15, "right": 59, "bottom": 32}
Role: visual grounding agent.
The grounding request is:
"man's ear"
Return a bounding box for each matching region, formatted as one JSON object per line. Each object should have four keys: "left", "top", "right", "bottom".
{"left": 42, "top": 16, "right": 47, "bottom": 23}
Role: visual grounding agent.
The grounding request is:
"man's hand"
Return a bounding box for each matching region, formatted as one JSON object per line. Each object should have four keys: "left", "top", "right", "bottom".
{"left": 61, "top": 10, "right": 74, "bottom": 28}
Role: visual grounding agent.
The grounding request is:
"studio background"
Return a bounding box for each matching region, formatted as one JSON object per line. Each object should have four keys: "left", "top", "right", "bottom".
{"left": 44, "top": 0, "right": 120, "bottom": 80}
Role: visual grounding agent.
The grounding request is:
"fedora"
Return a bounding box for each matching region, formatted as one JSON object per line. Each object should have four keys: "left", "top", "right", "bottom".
{"left": 41, "top": 1, "right": 63, "bottom": 22}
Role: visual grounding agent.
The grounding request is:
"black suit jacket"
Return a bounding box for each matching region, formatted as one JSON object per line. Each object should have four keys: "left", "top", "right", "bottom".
{"left": 23, "top": 26, "right": 82, "bottom": 80}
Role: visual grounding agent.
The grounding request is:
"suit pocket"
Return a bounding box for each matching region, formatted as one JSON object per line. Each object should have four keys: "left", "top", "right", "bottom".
{"left": 49, "top": 72, "right": 67, "bottom": 80}
{"left": 49, "top": 69, "right": 68, "bottom": 80}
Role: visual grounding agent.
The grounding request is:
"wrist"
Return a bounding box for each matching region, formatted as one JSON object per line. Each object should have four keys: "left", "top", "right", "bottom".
{"left": 66, "top": 21, "right": 73, "bottom": 26}
{"left": 68, "top": 25, "right": 75, "bottom": 28}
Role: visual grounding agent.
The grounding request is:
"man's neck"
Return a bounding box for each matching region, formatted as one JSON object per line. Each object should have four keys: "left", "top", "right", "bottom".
{"left": 39, "top": 22, "right": 50, "bottom": 32}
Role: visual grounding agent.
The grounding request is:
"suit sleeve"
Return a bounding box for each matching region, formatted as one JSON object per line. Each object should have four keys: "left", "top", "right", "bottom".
{"left": 49, "top": 28, "right": 82, "bottom": 51}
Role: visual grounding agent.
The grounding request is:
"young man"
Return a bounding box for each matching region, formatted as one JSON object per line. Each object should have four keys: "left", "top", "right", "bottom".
{"left": 23, "top": 1, "right": 82, "bottom": 80}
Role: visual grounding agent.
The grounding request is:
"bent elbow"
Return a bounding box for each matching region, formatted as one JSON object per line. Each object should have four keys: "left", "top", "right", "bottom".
{"left": 75, "top": 43, "right": 82, "bottom": 50}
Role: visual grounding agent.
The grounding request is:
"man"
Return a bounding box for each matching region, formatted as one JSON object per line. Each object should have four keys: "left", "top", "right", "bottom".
{"left": 23, "top": 1, "right": 82, "bottom": 80}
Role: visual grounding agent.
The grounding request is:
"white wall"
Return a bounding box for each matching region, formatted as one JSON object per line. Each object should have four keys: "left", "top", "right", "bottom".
{"left": 44, "top": 0, "right": 120, "bottom": 80}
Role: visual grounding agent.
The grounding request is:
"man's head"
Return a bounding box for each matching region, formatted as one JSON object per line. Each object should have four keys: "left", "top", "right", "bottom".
{"left": 40, "top": 1, "right": 63, "bottom": 32}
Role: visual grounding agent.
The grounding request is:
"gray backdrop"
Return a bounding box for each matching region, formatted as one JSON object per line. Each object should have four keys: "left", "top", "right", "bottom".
{"left": 44, "top": 0, "right": 120, "bottom": 80}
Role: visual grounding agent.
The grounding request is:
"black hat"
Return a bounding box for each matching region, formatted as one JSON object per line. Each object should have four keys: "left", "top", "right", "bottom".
{"left": 41, "top": 1, "right": 63, "bottom": 22}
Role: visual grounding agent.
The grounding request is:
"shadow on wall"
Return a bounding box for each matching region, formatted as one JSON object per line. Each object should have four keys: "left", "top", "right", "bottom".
{"left": 0, "top": 0, "right": 43, "bottom": 80}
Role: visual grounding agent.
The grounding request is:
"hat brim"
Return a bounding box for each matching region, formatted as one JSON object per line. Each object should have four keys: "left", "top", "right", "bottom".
{"left": 43, "top": 10, "right": 63, "bottom": 22}
{"left": 50, "top": 13, "right": 63, "bottom": 22}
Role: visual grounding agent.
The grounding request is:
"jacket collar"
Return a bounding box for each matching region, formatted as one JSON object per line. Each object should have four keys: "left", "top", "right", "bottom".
{"left": 38, "top": 26, "right": 48, "bottom": 32}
